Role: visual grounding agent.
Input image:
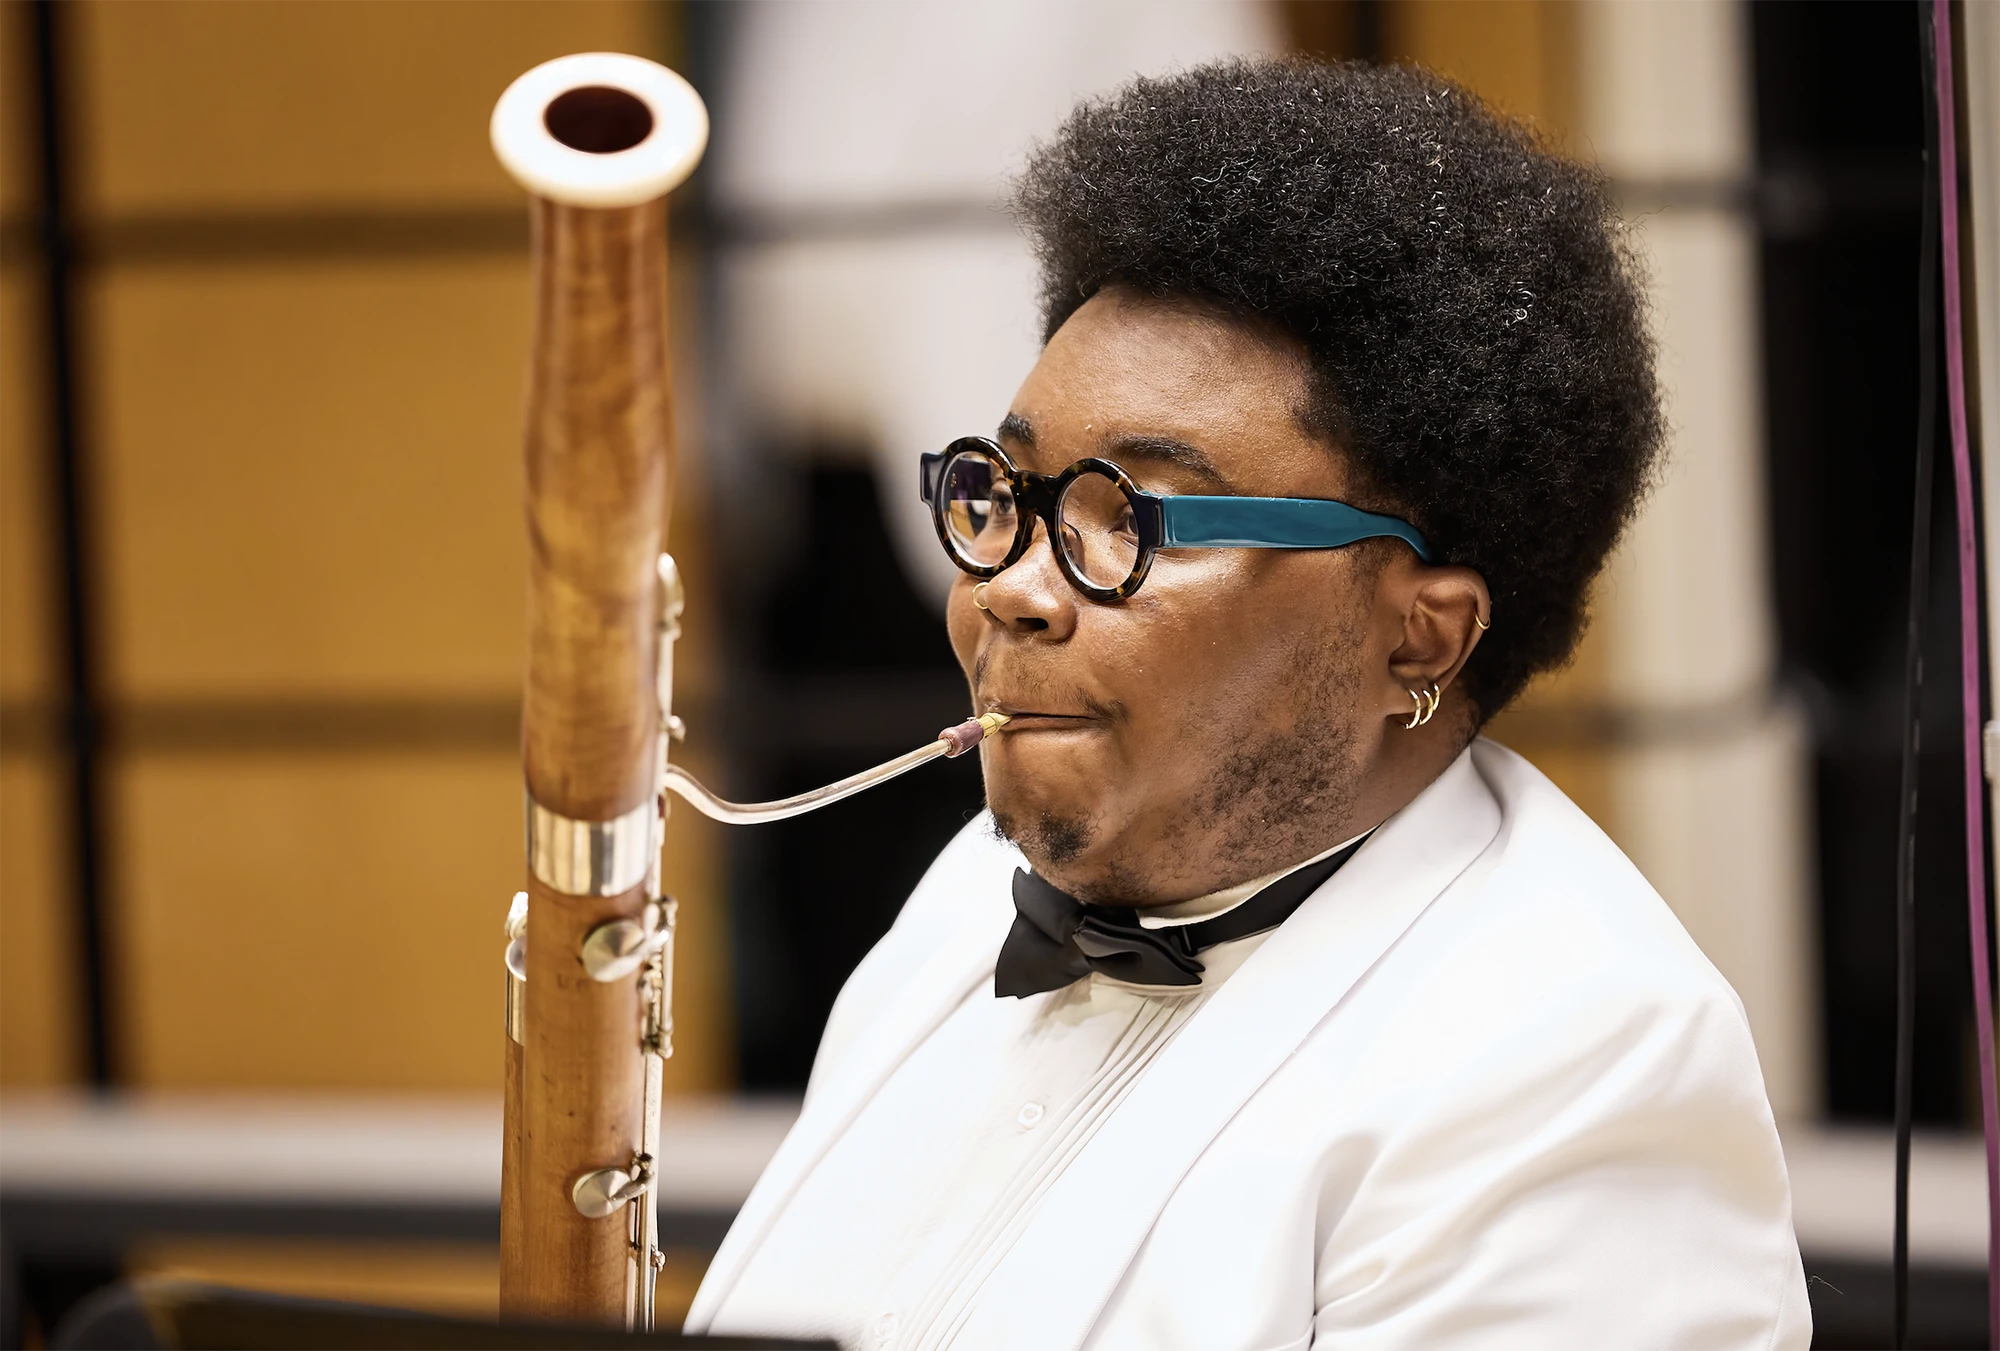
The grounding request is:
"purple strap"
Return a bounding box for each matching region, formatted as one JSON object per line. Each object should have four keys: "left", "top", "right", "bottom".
{"left": 1931, "top": 2, "right": 1999, "bottom": 1339}
{"left": 937, "top": 717, "right": 990, "bottom": 758}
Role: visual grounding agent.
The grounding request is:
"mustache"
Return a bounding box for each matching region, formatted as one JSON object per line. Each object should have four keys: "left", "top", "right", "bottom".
{"left": 972, "top": 649, "right": 1124, "bottom": 721}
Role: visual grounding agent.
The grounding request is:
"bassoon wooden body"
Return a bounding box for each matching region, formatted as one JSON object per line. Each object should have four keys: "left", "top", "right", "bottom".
{"left": 483, "top": 50, "right": 1008, "bottom": 1332}
{"left": 489, "top": 54, "right": 707, "bottom": 1327}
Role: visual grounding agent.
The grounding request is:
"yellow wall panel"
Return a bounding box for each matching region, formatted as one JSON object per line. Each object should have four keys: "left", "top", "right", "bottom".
{"left": 71, "top": 0, "right": 660, "bottom": 217}
{"left": 0, "top": 0, "right": 35, "bottom": 221}
{"left": 117, "top": 748, "right": 731, "bottom": 1093}
{"left": 118, "top": 750, "right": 523, "bottom": 1090}
{"left": 91, "top": 257, "right": 534, "bottom": 699}
{"left": 1485, "top": 576, "right": 1617, "bottom": 830}
{"left": 0, "top": 262, "right": 51, "bottom": 703}
{"left": 1382, "top": 0, "right": 1619, "bottom": 834}
{"left": 0, "top": 755, "right": 77, "bottom": 1085}
{"left": 1385, "top": 0, "right": 1578, "bottom": 141}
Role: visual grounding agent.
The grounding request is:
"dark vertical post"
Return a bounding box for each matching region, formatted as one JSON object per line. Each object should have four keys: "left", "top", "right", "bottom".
{"left": 1893, "top": 4, "right": 1943, "bottom": 1345}
{"left": 30, "top": 0, "right": 115, "bottom": 1088}
{"left": 1353, "top": 0, "right": 1384, "bottom": 64}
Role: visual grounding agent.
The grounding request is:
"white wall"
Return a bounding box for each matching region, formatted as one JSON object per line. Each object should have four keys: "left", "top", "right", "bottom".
{"left": 708, "top": 1, "right": 1281, "bottom": 598}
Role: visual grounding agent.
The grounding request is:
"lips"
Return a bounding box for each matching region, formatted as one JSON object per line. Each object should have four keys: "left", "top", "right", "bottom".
{"left": 972, "top": 653, "right": 1117, "bottom": 729}
{"left": 983, "top": 701, "right": 1102, "bottom": 732}
{"left": 993, "top": 711, "right": 1096, "bottom": 731}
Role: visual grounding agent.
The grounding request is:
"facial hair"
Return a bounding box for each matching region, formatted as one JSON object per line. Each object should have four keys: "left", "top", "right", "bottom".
{"left": 990, "top": 808, "right": 1093, "bottom": 867}
{"left": 990, "top": 595, "right": 1372, "bottom": 903}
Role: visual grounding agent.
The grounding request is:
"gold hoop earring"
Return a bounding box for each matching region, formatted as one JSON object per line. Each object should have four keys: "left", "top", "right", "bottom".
{"left": 972, "top": 583, "right": 991, "bottom": 612}
{"left": 1473, "top": 611, "right": 1491, "bottom": 632}
{"left": 1404, "top": 683, "right": 1442, "bottom": 729}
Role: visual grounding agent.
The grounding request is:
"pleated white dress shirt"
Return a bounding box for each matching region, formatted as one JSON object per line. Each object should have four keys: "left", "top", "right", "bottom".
{"left": 720, "top": 839, "right": 1359, "bottom": 1350}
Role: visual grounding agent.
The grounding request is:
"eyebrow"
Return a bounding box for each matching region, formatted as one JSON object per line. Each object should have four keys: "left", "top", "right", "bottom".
{"left": 998, "top": 414, "right": 1234, "bottom": 492}
{"left": 1104, "top": 434, "right": 1233, "bottom": 493}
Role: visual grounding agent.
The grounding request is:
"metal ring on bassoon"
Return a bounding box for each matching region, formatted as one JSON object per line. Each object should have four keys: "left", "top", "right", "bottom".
{"left": 525, "top": 796, "right": 657, "bottom": 897}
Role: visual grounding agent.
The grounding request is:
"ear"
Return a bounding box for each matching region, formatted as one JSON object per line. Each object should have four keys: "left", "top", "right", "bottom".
{"left": 1377, "top": 559, "right": 1490, "bottom": 723}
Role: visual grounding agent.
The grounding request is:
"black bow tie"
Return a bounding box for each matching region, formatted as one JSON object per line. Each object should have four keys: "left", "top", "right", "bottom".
{"left": 994, "top": 838, "right": 1366, "bottom": 998}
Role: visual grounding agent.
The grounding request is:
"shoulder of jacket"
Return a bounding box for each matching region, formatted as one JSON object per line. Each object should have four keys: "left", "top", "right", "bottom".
{"left": 1454, "top": 737, "right": 1748, "bottom": 1020}
{"left": 1285, "top": 754, "right": 1775, "bottom": 1149}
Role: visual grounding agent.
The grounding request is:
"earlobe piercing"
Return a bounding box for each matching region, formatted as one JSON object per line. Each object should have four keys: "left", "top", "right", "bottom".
{"left": 1403, "top": 682, "right": 1442, "bottom": 729}
{"left": 972, "top": 583, "right": 992, "bottom": 612}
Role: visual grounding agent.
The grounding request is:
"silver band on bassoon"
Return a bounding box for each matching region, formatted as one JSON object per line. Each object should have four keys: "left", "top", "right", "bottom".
{"left": 525, "top": 796, "right": 658, "bottom": 897}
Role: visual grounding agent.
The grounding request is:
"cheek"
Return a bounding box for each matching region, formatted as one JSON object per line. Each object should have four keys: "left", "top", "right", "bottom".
{"left": 945, "top": 584, "right": 983, "bottom": 674}
{"left": 1089, "top": 583, "right": 1268, "bottom": 742}
{"left": 1136, "top": 553, "right": 1366, "bottom": 710}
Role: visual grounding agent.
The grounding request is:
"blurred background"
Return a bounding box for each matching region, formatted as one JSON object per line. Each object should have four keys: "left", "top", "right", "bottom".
{"left": 0, "top": 0, "right": 1993, "bottom": 1346}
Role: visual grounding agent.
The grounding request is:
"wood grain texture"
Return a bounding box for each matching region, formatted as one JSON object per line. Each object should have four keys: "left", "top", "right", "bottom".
{"left": 502, "top": 198, "right": 672, "bottom": 1320}
{"left": 521, "top": 198, "right": 670, "bottom": 823}
{"left": 500, "top": 1028, "right": 525, "bottom": 1297}
{"left": 508, "top": 876, "right": 652, "bottom": 1317}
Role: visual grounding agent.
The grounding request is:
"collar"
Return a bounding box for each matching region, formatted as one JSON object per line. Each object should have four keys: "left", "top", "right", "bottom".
{"left": 1135, "top": 828, "right": 1376, "bottom": 930}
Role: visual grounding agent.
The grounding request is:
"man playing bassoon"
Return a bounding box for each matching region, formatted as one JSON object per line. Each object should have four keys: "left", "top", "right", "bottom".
{"left": 689, "top": 57, "right": 1809, "bottom": 1350}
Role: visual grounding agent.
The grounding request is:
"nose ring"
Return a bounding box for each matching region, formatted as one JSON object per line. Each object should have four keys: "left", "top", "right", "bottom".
{"left": 972, "top": 583, "right": 992, "bottom": 612}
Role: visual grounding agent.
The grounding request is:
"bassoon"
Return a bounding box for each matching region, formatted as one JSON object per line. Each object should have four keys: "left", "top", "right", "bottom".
{"left": 488, "top": 53, "right": 1006, "bottom": 1330}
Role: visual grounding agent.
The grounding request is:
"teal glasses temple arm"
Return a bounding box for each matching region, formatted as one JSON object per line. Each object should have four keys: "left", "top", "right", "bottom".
{"left": 1153, "top": 495, "right": 1436, "bottom": 564}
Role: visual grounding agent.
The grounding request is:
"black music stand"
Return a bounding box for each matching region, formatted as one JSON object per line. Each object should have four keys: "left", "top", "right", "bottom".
{"left": 51, "top": 1279, "right": 832, "bottom": 1350}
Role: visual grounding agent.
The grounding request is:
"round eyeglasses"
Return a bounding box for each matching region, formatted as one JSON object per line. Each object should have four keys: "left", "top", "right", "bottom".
{"left": 919, "top": 436, "right": 1436, "bottom": 603}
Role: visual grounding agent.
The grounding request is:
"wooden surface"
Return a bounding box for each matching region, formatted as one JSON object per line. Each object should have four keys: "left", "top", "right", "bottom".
{"left": 0, "top": 254, "right": 49, "bottom": 708}
{"left": 0, "top": 1, "right": 67, "bottom": 1089}
{"left": 64, "top": 0, "right": 661, "bottom": 217}
{"left": 501, "top": 1031, "right": 525, "bottom": 1291}
{"left": 520, "top": 199, "right": 671, "bottom": 823}
{"left": 10, "top": 224, "right": 554, "bottom": 1095}
{"left": 1, "top": 0, "right": 733, "bottom": 1101}
{"left": 512, "top": 876, "right": 652, "bottom": 1317}
{"left": 503, "top": 198, "right": 673, "bottom": 1321}
{"left": 0, "top": 758, "right": 72, "bottom": 1086}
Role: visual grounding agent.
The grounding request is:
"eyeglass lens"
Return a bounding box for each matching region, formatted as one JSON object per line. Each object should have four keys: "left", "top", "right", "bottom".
{"left": 940, "top": 449, "right": 1018, "bottom": 566}
{"left": 1055, "top": 470, "right": 1141, "bottom": 589}
{"left": 937, "top": 447, "right": 1140, "bottom": 591}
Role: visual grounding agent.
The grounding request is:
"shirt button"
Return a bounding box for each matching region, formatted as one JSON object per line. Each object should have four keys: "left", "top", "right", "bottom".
{"left": 1017, "top": 1101, "right": 1045, "bottom": 1128}
{"left": 874, "top": 1312, "right": 900, "bottom": 1342}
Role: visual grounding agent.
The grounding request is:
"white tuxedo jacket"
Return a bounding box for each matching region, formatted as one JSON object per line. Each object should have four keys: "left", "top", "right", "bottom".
{"left": 687, "top": 741, "right": 1811, "bottom": 1349}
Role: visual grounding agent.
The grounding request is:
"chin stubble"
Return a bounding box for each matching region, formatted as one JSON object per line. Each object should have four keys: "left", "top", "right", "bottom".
{"left": 988, "top": 587, "right": 1374, "bottom": 894}
{"left": 989, "top": 807, "right": 1093, "bottom": 867}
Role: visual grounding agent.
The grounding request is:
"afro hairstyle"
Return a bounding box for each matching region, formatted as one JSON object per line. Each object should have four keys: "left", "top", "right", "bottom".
{"left": 1013, "top": 57, "right": 1663, "bottom": 720}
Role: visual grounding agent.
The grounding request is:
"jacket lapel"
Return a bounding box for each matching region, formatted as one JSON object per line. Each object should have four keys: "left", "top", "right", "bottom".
{"left": 685, "top": 829, "right": 1016, "bottom": 1329}
{"left": 951, "top": 749, "right": 1505, "bottom": 1350}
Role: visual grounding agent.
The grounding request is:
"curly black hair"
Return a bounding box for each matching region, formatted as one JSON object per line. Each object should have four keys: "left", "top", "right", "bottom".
{"left": 1013, "top": 57, "right": 1662, "bottom": 720}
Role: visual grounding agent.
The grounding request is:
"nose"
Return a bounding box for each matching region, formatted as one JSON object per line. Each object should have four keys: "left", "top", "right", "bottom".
{"left": 978, "top": 519, "right": 1078, "bottom": 640}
